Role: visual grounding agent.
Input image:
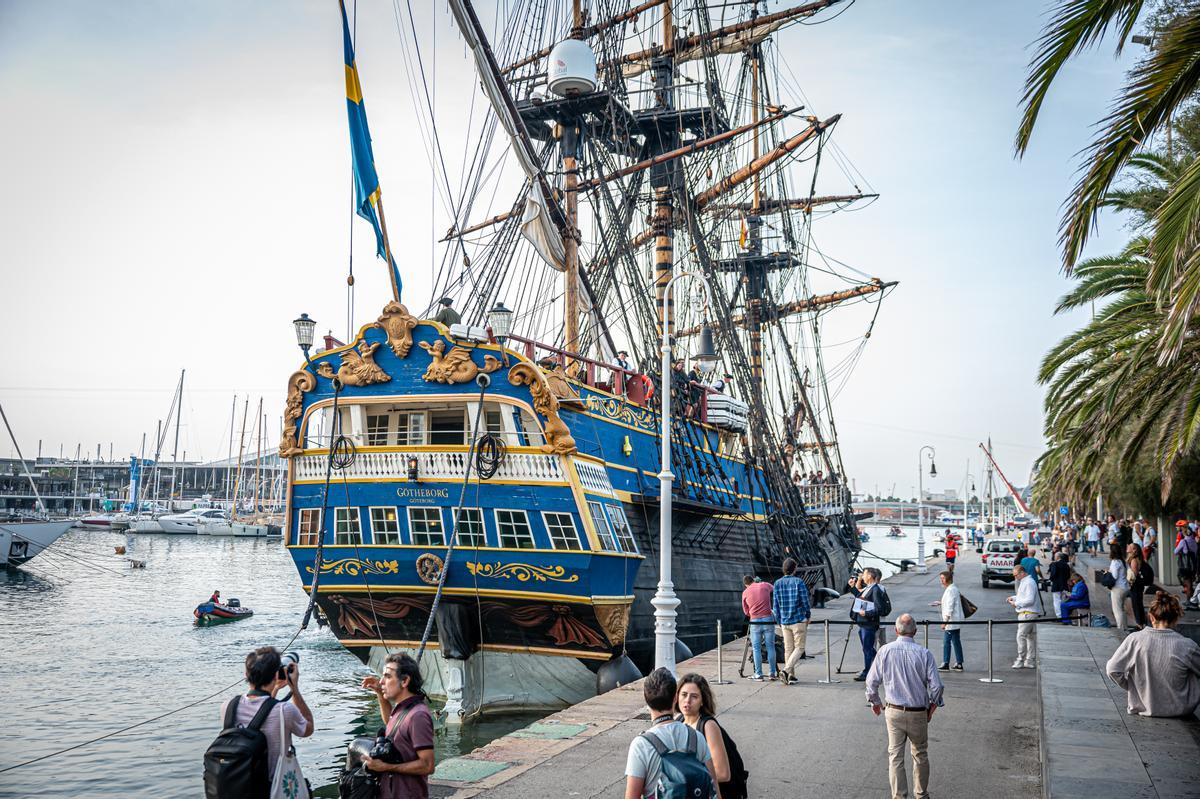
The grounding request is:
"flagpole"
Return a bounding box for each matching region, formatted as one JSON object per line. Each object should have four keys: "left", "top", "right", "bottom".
{"left": 375, "top": 195, "right": 401, "bottom": 302}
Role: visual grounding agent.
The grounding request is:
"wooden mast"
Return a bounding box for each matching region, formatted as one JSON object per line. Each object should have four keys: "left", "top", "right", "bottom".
{"left": 747, "top": 18, "right": 764, "bottom": 385}
{"left": 562, "top": 0, "right": 585, "bottom": 368}
{"left": 654, "top": 1, "right": 677, "bottom": 340}
{"left": 675, "top": 280, "right": 895, "bottom": 336}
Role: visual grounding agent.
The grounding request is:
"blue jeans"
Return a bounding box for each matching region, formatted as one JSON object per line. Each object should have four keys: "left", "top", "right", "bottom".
{"left": 942, "top": 629, "right": 963, "bottom": 665}
{"left": 750, "top": 617, "right": 776, "bottom": 676}
{"left": 859, "top": 625, "right": 878, "bottom": 674}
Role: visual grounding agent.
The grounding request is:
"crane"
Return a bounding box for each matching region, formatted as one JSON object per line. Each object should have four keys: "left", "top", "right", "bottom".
{"left": 978, "top": 442, "right": 1031, "bottom": 514}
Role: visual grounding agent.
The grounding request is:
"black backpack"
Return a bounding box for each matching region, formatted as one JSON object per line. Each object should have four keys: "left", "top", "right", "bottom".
{"left": 699, "top": 715, "right": 749, "bottom": 799}
{"left": 876, "top": 585, "right": 893, "bottom": 618}
{"left": 204, "top": 695, "right": 279, "bottom": 799}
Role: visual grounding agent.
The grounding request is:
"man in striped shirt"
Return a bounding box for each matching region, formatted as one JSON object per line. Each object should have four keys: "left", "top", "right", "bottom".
{"left": 772, "top": 558, "right": 812, "bottom": 685}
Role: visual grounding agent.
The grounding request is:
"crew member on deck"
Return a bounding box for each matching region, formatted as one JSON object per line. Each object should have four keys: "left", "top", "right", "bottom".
{"left": 432, "top": 297, "right": 461, "bottom": 327}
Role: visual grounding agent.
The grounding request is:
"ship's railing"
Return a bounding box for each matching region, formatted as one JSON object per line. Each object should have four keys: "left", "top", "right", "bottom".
{"left": 291, "top": 448, "right": 567, "bottom": 484}
{"left": 796, "top": 483, "right": 851, "bottom": 511}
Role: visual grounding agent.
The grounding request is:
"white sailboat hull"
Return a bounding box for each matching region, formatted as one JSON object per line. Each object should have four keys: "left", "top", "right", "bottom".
{"left": 0, "top": 521, "right": 76, "bottom": 566}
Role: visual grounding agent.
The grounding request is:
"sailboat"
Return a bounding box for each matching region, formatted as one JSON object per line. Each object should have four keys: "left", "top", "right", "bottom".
{"left": 281, "top": 0, "right": 893, "bottom": 719}
{"left": 0, "top": 404, "right": 76, "bottom": 567}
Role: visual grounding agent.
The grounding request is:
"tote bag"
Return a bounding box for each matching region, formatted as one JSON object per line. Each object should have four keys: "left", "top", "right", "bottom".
{"left": 270, "top": 716, "right": 310, "bottom": 799}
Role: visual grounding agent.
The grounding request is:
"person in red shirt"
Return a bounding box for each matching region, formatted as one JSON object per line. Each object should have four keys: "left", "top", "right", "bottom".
{"left": 741, "top": 575, "right": 776, "bottom": 681}
{"left": 945, "top": 539, "right": 958, "bottom": 572}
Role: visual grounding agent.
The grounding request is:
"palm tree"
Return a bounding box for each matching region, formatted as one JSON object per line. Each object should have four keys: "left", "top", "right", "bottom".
{"left": 1016, "top": 0, "right": 1200, "bottom": 361}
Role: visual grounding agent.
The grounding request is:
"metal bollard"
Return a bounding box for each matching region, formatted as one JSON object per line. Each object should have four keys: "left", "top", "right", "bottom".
{"left": 923, "top": 620, "right": 929, "bottom": 649}
{"left": 713, "top": 619, "right": 731, "bottom": 685}
{"left": 978, "top": 619, "right": 1004, "bottom": 684}
{"left": 818, "top": 620, "right": 840, "bottom": 684}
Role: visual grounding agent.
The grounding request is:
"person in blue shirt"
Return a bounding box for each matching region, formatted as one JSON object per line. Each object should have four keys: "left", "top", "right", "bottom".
{"left": 772, "top": 558, "right": 812, "bottom": 686}
{"left": 1060, "top": 573, "right": 1090, "bottom": 623}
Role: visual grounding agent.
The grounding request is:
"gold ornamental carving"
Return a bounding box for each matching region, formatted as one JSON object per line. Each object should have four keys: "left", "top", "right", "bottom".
{"left": 416, "top": 553, "right": 445, "bottom": 585}
{"left": 279, "top": 370, "right": 317, "bottom": 458}
{"left": 377, "top": 301, "right": 419, "bottom": 358}
{"left": 593, "top": 602, "right": 632, "bottom": 646}
{"left": 539, "top": 363, "right": 578, "bottom": 401}
{"left": 584, "top": 396, "right": 655, "bottom": 430}
{"left": 509, "top": 362, "right": 577, "bottom": 455}
{"left": 304, "top": 558, "right": 400, "bottom": 577}
{"left": 465, "top": 561, "right": 579, "bottom": 583}
{"left": 418, "top": 340, "right": 503, "bottom": 384}
{"left": 316, "top": 340, "right": 391, "bottom": 386}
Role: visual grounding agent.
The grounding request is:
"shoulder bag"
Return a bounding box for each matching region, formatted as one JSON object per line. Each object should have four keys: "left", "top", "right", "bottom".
{"left": 270, "top": 707, "right": 310, "bottom": 799}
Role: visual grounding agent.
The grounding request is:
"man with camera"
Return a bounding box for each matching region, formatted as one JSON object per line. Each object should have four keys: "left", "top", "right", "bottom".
{"left": 209, "top": 647, "right": 314, "bottom": 797}
{"left": 360, "top": 653, "right": 436, "bottom": 798}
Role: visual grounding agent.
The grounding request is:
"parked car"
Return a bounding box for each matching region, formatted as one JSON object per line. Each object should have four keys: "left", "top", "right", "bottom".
{"left": 980, "top": 538, "right": 1023, "bottom": 588}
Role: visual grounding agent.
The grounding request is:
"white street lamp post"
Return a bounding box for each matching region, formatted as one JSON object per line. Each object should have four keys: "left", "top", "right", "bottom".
{"left": 654, "top": 271, "right": 712, "bottom": 673}
{"left": 917, "top": 445, "right": 936, "bottom": 574}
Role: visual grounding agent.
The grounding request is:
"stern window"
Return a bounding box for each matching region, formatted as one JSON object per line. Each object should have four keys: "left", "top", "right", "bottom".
{"left": 495, "top": 509, "right": 535, "bottom": 549}
{"left": 606, "top": 504, "right": 638, "bottom": 554}
{"left": 297, "top": 508, "right": 322, "bottom": 546}
{"left": 587, "top": 501, "right": 618, "bottom": 552}
{"left": 334, "top": 507, "right": 362, "bottom": 545}
{"left": 430, "top": 410, "right": 466, "bottom": 445}
{"left": 451, "top": 507, "right": 486, "bottom": 548}
{"left": 369, "top": 507, "right": 400, "bottom": 545}
{"left": 366, "top": 414, "right": 389, "bottom": 446}
{"left": 408, "top": 507, "right": 446, "bottom": 546}
{"left": 543, "top": 512, "right": 583, "bottom": 551}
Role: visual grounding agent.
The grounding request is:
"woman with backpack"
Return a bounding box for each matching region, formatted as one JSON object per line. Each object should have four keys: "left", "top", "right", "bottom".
{"left": 675, "top": 674, "right": 748, "bottom": 799}
{"left": 1105, "top": 542, "right": 1131, "bottom": 632}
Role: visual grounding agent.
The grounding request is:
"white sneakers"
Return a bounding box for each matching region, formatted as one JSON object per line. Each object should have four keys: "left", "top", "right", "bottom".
{"left": 1011, "top": 661, "right": 1036, "bottom": 669}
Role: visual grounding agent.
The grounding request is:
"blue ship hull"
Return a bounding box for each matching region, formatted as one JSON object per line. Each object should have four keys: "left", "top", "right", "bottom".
{"left": 281, "top": 308, "right": 855, "bottom": 681}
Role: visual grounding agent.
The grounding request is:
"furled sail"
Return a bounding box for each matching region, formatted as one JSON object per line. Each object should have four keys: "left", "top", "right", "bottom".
{"left": 448, "top": 0, "right": 566, "bottom": 272}
{"left": 621, "top": 19, "right": 786, "bottom": 78}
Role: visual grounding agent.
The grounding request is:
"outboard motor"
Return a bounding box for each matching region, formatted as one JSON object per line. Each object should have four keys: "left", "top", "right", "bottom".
{"left": 226, "top": 598, "right": 241, "bottom": 608}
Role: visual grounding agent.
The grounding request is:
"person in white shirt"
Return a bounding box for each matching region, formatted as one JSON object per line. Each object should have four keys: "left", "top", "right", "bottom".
{"left": 935, "top": 571, "right": 964, "bottom": 670}
{"left": 1107, "top": 542, "right": 1131, "bottom": 632}
{"left": 1085, "top": 521, "right": 1101, "bottom": 554}
{"left": 1007, "top": 564, "right": 1039, "bottom": 669}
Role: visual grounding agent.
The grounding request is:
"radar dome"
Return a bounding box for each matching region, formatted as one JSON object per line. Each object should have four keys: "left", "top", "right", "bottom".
{"left": 547, "top": 39, "right": 596, "bottom": 97}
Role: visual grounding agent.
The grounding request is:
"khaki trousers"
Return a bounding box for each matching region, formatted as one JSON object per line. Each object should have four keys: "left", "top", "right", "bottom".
{"left": 780, "top": 621, "right": 809, "bottom": 674}
{"left": 1016, "top": 613, "right": 1037, "bottom": 666}
{"left": 885, "top": 707, "right": 930, "bottom": 799}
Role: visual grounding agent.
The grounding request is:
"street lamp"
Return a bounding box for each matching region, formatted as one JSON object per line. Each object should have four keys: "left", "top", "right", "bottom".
{"left": 917, "top": 445, "right": 936, "bottom": 574}
{"left": 293, "top": 313, "right": 317, "bottom": 365}
{"left": 655, "top": 271, "right": 712, "bottom": 674}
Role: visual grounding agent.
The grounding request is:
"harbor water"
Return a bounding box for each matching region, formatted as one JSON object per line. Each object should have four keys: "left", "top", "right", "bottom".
{"left": 0, "top": 523, "right": 932, "bottom": 797}
{"left": 0, "top": 529, "right": 538, "bottom": 798}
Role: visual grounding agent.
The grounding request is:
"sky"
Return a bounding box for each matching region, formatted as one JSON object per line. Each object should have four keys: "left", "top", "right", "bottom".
{"left": 0, "top": 1, "right": 1140, "bottom": 500}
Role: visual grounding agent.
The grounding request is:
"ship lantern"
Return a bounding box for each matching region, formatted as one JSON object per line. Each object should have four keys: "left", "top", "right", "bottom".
{"left": 293, "top": 313, "right": 316, "bottom": 355}
{"left": 547, "top": 39, "right": 597, "bottom": 97}
{"left": 694, "top": 324, "right": 719, "bottom": 375}
{"left": 487, "top": 302, "right": 515, "bottom": 345}
{"left": 929, "top": 459, "right": 938, "bottom": 478}
{"left": 407, "top": 456, "right": 419, "bottom": 482}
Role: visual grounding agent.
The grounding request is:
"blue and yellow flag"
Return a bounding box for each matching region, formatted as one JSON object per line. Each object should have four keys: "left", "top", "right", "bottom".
{"left": 340, "top": 0, "right": 401, "bottom": 300}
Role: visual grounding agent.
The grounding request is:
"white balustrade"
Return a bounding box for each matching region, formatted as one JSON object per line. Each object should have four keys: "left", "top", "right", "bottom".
{"left": 575, "top": 461, "right": 615, "bottom": 495}
{"left": 797, "top": 483, "right": 851, "bottom": 511}
{"left": 292, "top": 449, "right": 565, "bottom": 484}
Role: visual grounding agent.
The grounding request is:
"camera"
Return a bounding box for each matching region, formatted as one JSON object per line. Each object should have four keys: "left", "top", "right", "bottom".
{"left": 345, "top": 728, "right": 400, "bottom": 772}
{"left": 278, "top": 651, "right": 299, "bottom": 681}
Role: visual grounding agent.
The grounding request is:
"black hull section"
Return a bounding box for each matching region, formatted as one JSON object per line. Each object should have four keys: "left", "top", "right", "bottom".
{"left": 618, "top": 498, "right": 854, "bottom": 673}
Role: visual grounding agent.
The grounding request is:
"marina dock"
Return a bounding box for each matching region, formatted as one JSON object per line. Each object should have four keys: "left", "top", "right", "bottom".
{"left": 424, "top": 547, "right": 1199, "bottom": 798}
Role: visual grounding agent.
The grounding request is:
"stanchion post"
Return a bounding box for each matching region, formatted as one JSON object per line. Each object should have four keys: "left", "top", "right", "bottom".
{"left": 818, "top": 619, "right": 840, "bottom": 684}
{"left": 923, "top": 620, "right": 929, "bottom": 649}
{"left": 713, "top": 619, "right": 731, "bottom": 685}
{"left": 978, "top": 618, "right": 1004, "bottom": 683}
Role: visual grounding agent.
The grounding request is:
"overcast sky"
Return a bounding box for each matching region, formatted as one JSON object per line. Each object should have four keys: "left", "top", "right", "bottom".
{"left": 0, "top": 1, "right": 1136, "bottom": 499}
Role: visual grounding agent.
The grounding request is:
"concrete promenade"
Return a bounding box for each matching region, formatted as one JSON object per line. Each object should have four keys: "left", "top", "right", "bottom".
{"left": 430, "top": 548, "right": 1048, "bottom": 798}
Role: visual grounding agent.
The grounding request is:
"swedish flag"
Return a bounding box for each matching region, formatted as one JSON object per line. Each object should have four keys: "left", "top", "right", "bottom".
{"left": 340, "top": 0, "right": 401, "bottom": 300}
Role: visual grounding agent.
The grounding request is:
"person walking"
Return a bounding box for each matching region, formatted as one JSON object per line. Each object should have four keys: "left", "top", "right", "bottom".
{"left": 1047, "top": 551, "right": 1071, "bottom": 620}
{"left": 675, "top": 673, "right": 747, "bottom": 799}
{"left": 1126, "top": 551, "right": 1154, "bottom": 630}
{"left": 865, "top": 614, "right": 945, "bottom": 799}
{"left": 853, "top": 569, "right": 885, "bottom": 681}
{"left": 1174, "top": 525, "right": 1198, "bottom": 601}
{"left": 771, "top": 558, "right": 811, "bottom": 685}
{"left": 741, "top": 575, "right": 776, "bottom": 681}
{"left": 624, "top": 668, "right": 717, "bottom": 799}
{"left": 1105, "top": 592, "right": 1200, "bottom": 717}
{"left": 1085, "top": 519, "right": 1101, "bottom": 554}
{"left": 1106, "top": 542, "right": 1131, "bottom": 632}
{"left": 1007, "top": 564, "right": 1039, "bottom": 669}
{"left": 936, "top": 571, "right": 964, "bottom": 671}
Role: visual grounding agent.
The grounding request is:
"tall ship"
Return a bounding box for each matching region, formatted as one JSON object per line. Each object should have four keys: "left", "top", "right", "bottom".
{"left": 281, "top": 0, "right": 894, "bottom": 719}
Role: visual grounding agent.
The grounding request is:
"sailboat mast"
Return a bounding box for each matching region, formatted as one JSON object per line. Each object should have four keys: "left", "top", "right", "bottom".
{"left": 231, "top": 397, "right": 249, "bottom": 519}
{"left": 169, "top": 369, "right": 184, "bottom": 508}
{"left": 255, "top": 398, "right": 263, "bottom": 514}
{"left": 225, "top": 394, "right": 236, "bottom": 505}
{"left": 653, "top": 2, "right": 677, "bottom": 338}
